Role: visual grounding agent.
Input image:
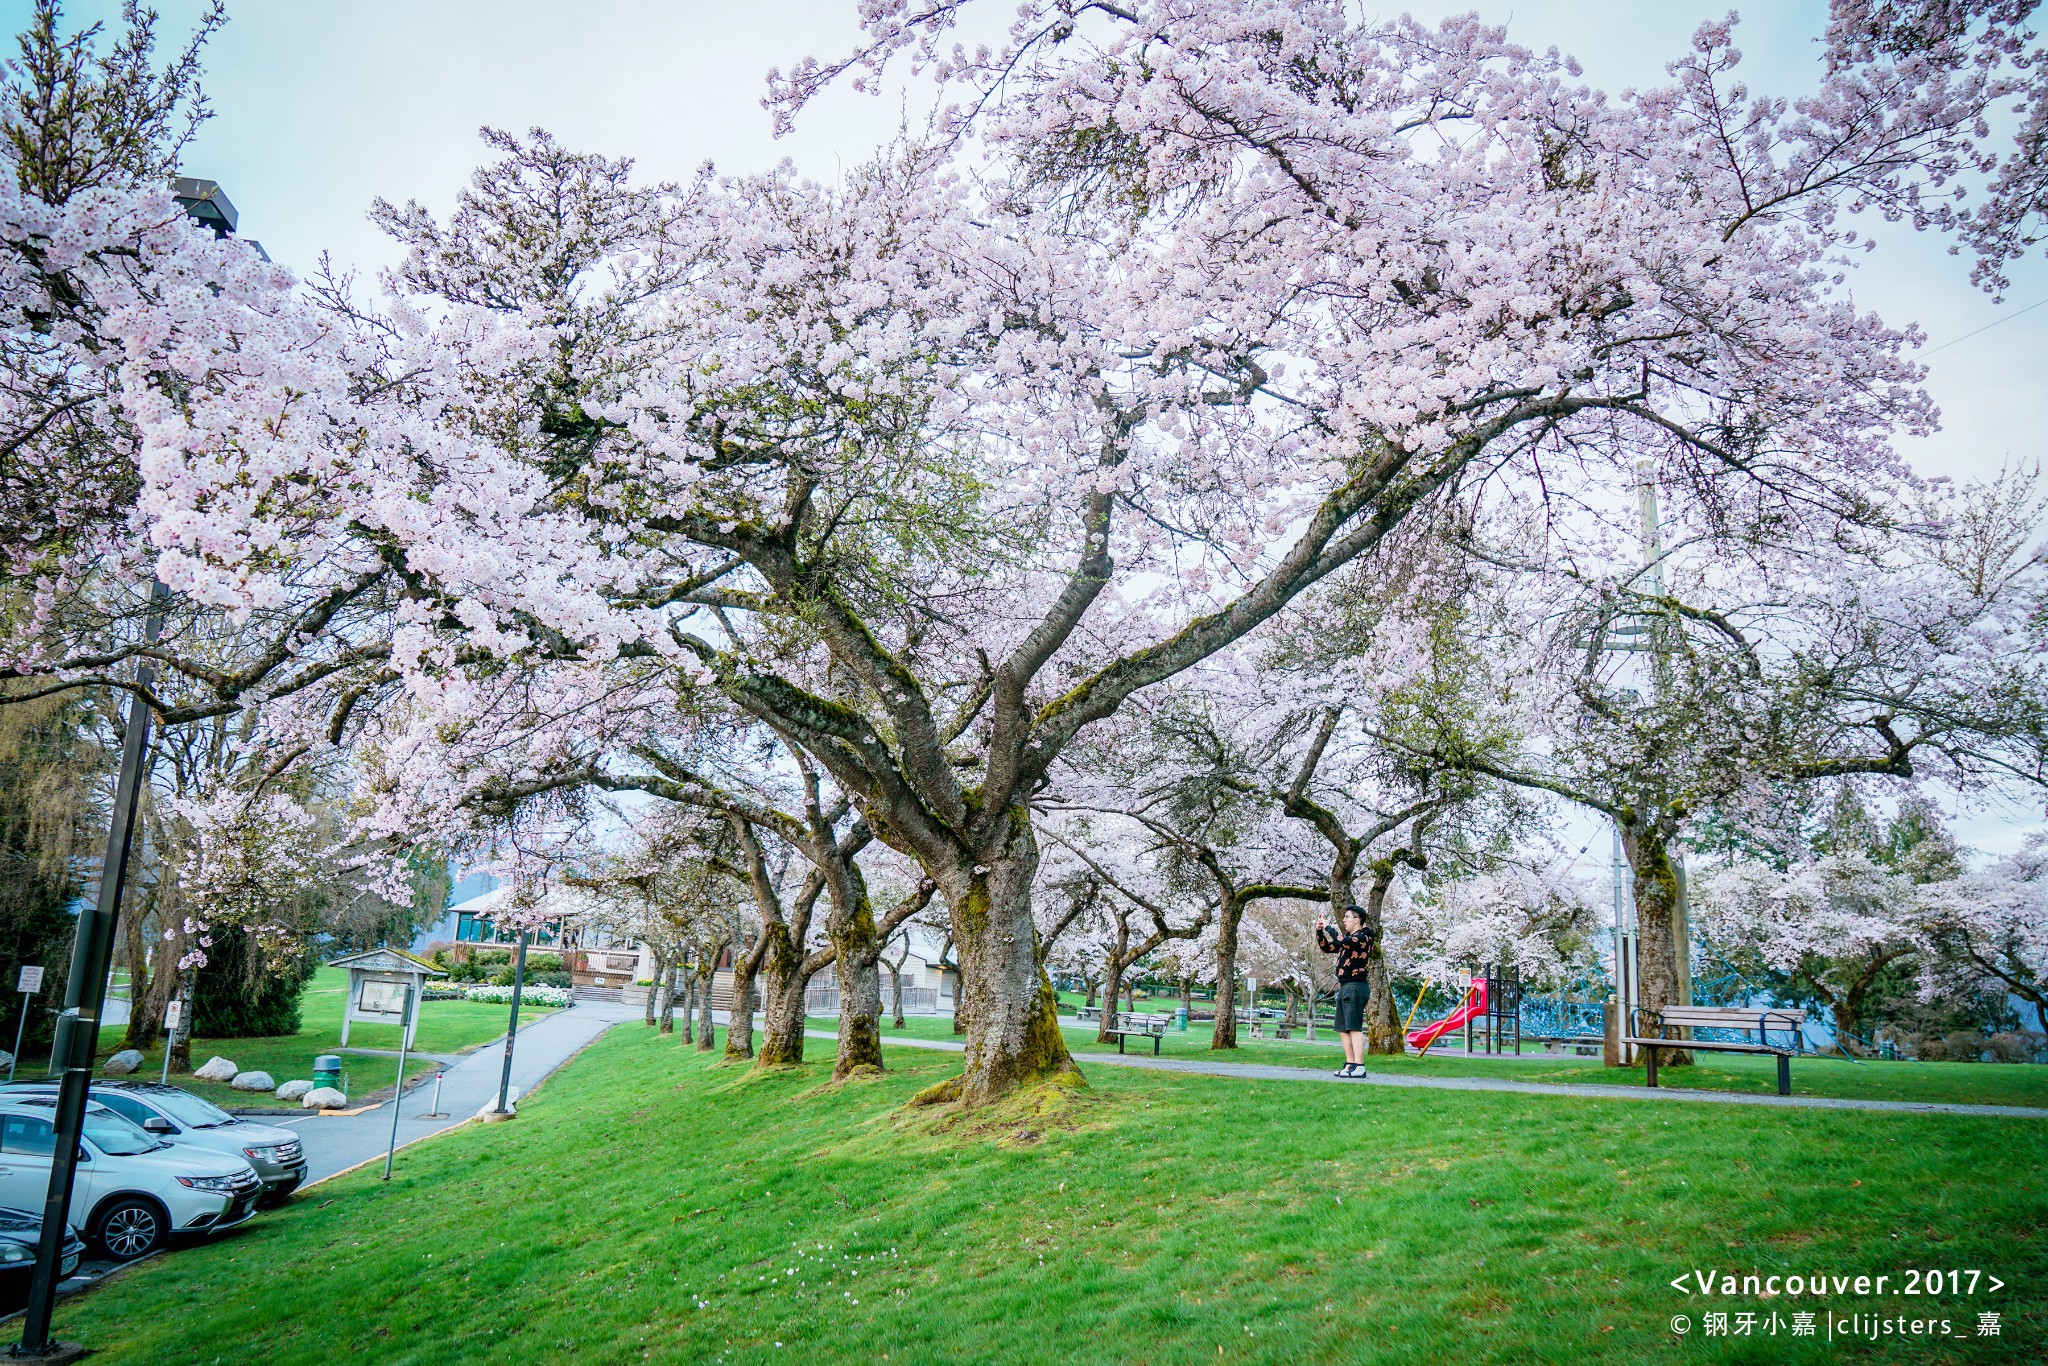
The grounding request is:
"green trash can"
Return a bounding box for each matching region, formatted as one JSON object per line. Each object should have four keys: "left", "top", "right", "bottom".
{"left": 312, "top": 1054, "right": 341, "bottom": 1092}
{"left": 1175, "top": 1008, "right": 1188, "bottom": 1032}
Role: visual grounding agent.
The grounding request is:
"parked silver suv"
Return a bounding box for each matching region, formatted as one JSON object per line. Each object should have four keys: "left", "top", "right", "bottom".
{"left": 0, "top": 1099, "right": 260, "bottom": 1261}
{"left": 0, "top": 1082, "right": 305, "bottom": 1201}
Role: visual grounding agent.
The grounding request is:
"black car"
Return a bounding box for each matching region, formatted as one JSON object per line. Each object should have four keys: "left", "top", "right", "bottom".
{"left": 0, "top": 1207, "right": 86, "bottom": 1312}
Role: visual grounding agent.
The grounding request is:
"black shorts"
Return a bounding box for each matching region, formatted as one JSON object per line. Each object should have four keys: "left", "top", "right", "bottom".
{"left": 1335, "top": 980, "right": 1369, "bottom": 1032}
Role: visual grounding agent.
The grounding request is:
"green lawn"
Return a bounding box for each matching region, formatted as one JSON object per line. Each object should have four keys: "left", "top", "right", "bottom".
{"left": 87, "top": 967, "right": 559, "bottom": 1109}
{"left": 50, "top": 1029, "right": 2045, "bottom": 1364}
{"left": 823, "top": 1014, "right": 2048, "bottom": 1108}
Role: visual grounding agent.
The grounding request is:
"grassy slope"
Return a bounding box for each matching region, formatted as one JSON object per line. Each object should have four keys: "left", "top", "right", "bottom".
{"left": 54, "top": 1030, "right": 2046, "bottom": 1365}
{"left": 830, "top": 1015, "right": 2048, "bottom": 1108}
{"left": 88, "top": 968, "right": 558, "bottom": 1108}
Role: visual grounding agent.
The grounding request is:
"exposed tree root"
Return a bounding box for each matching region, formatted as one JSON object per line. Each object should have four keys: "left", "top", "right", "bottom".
{"left": 898, "top": 1069, "right": 1103, "bottom": 1148}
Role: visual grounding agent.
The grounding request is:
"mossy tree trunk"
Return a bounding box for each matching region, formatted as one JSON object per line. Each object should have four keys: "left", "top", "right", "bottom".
{"left": 724, "top": 941, "right": 762, "bottom": 1062}
{"left": 695, "top": 955, "right": 719, "bottom": 1052}
{"left": 656, "top": 965, "right": 677, "bottom": 1035}
{"left": 829, "top": 876, "right": 936, "bottom": 1079}
{"left": 1622, "top": 821, "right": 1692, "bottom": 1065}
{"left": 919, "top": 818, "right": 1078, "bottom": 1108}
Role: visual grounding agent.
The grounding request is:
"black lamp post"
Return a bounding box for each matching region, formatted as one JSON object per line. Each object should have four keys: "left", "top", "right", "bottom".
{"left": 11, "top": 179, "right": 253, "bottom": 1360}
{"left": 11, "top": 589, "right": 163, "bottom": 1361}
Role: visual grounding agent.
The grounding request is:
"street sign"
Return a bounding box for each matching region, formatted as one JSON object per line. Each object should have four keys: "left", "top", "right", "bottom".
{"left": 164, "top": 1000, "right": 182, "bottom": 1031}
{"left": 16, "top": 966, "right": 42, "bottom": 994}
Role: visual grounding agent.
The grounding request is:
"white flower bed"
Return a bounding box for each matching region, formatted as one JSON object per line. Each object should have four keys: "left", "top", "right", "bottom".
{"left": 458, "top": 983, "right": 572, "bottom": 1007}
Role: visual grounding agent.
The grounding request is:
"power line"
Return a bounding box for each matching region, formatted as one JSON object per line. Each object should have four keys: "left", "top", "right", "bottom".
{"left": 1921, "top": 297, "right": 2047, "bottom": 356}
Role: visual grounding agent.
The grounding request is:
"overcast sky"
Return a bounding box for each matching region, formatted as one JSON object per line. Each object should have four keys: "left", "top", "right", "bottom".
{"left": 12, "top": 0, "right": 2045, "bottom": 861}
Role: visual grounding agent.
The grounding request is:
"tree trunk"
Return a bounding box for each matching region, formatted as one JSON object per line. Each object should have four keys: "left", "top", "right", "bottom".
{"left": 656, "top": 967, "right": 676, "bottom": 1035}
{"left": 1097, "top": 915, "right": 1130, "bottom": 1044}
{"left": 1361, "top": 862, "right": 1402, "bottom": 1055}
{"left": 921, "top": 826, "right": 1077, "bottom": 1107}
{"left": 1621, "top": 823, "right": 1692, "bottom": 1065}
{"left": 1083, "top": 973, "right": 1100, "bottom": 1008}
{"left": 678, "top": 972, "right": 696, "bottom": 1044}
{"left": 696, "top": 961, "right": 718, "bottom": 1052}
{"left": 164, "top": 969, "right": 196, "bottom": 1074}
{"left": 830, "top": 898, "right": 887, "bottom": 1079}
{"left": 755, "top": 924, "right": 811, "bottom": 1067}
{"left": 1180, "top": 976, "right": 1193, "bottom": 1018}
{"left": 939, "top": 934, "right": 966, "bottom": 1036}
{"left": 1097, "top": 955, "right": 1127, "bottom": 1043}
{"left": 1832, "top": 995, "right": 1867, "bottom": 1057}
{"left": 724, "top": 954, "right": 758, "bottom": 1061}
{"left": 1282, "top": 986, "right": 1299, "bottom": 1027}
{"left": 889, "top": 961, "right": 906, "bottom": 1028}
{"left": 644, "top": 947, "right": 666, "bottom": 1027}
{"left": 119, "top": 907, "right": 158, "bottom": 1051}
{"left": 1210, "top": 896, "right": 1244, "bottom": 1050}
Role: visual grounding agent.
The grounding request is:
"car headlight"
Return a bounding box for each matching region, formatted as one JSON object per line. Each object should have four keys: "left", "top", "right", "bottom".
{"left": 242, "top": 1144, "right": 289, "bottom": 1162}
{"left": 176, "top": 1174, "right": 241, "bottom": 1193}
{"left": 0, "top": 1244, "right": 31, "bottom": 1264}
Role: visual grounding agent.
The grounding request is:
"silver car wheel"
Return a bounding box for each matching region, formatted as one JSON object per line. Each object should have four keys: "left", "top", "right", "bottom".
{"left": 98, "top": 1203, "right": 161, "bottom": 1260}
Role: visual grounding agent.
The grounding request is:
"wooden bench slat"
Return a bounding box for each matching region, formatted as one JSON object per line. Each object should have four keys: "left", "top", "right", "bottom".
{"left": 1655, "top": 1007, "right": 1806, "bottom": 1026}
{"left": 1623, "top": 1037, "right": 1784, "bottom": 1055}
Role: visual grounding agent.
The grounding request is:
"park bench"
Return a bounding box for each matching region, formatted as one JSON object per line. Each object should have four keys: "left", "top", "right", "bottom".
{"left": 1104, "top": 1011, "right": 1170, "bottom": 1055}
{"left": 1075, "top": 1003, "right": 1103, "bottom": 1023}
{"left": 1625, "top": 1005, "right": 1808, "bottom": 1095}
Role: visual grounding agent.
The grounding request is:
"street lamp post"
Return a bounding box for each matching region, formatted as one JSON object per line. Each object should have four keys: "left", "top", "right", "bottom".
{"left": 12, "top": 181, "right": 250, "bottom": 1360}
{"left": 13, "top": 588, "right": 164, "bottom": 1359}
{"left": 494, "top": 929, "right": 531, "bottom": 1116}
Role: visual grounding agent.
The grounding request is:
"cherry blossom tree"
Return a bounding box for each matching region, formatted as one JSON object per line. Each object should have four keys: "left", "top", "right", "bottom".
{"left": 1692, "top": 852, "right": 1921, "bottom": 1054}
{"left": 1376, "top": 862, "right": 1604, "bottom": 1039}
{"left": 1915, "top": 836, "right": 2048, "bottom": 1034}
{"left": 1039, "top": 812, "right": 1212, "bottom": 1039}
{"left": 55, "top": 2, "right": 2037, "bottom": 1112}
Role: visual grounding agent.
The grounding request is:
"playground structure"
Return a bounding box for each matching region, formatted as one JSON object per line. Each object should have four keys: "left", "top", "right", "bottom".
{"left": 1405, "top": 962, "right": 1532, "bottom": 1055}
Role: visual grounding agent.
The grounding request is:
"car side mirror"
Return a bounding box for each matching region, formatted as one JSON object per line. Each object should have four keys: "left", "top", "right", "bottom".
{"left": 141, "top": 1117, "right": 175, "bottom": 1134}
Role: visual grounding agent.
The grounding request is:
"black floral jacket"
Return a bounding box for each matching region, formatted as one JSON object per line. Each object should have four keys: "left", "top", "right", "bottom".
{"left": 1316, "top": 925, "right": 1376, "bottom": 983}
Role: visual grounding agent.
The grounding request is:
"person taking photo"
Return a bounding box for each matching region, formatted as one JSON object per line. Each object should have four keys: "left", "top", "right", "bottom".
{"left": 1316, "top": 904, "right": 1376, "bottom": 1078}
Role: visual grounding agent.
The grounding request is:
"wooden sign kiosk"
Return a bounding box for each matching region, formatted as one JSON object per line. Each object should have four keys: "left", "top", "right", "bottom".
{"left": 329, "top": 947, "right": 447, "bottom": 1050}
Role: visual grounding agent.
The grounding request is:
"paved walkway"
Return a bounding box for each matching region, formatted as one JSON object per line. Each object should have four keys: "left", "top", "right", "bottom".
{"left": 281, "top": 999, "right": 640, "bottom": 1184}
{"left": 805, "top": 1030, "right": 2048, "bottom": 1120}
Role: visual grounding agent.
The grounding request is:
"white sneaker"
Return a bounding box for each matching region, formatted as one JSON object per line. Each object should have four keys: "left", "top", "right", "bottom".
{"left": 1332, "top": 1065, "right": 1352, "bottom": 1077}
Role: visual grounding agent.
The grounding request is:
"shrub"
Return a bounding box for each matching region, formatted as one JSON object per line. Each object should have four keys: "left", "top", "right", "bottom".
{"left": 192, "top": 934, "right": 316, "bottom": 1038}
{"left": 523, "top": 953, "right": 564, "bottom": 974}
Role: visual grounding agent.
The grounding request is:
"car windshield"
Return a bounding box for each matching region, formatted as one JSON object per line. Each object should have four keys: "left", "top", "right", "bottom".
{"left": 79, "top": 1105, "right": 159, "bottom": 1157}
{"left": 142, "top": 1090, "right": 236, "bottom": 1129}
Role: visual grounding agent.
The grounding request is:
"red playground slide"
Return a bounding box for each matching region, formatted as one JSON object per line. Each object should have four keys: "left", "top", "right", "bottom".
{"left": 1406, "top": 979, "right": 1488, "bottom": 1052}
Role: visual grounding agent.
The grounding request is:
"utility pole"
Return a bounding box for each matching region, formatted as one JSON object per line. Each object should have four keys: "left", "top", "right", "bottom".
{"left": 1634, "top": 463, "right": 1693, "bottom": 1008}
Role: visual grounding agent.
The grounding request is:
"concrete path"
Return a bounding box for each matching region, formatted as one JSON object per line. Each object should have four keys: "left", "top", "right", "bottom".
{"left": 280, "top": 999, "right": 640, "bottom": 1184}
{"left": 807, "top": 1030, "right": 2048, "bottom": 1120}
